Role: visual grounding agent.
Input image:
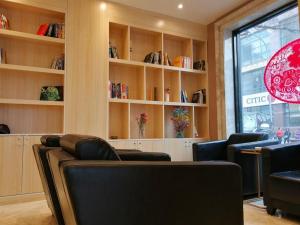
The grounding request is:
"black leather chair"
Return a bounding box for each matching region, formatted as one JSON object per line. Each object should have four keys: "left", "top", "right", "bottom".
{"left": 193, "top": 133, "right": 279, "bottom": 195}
{"left": 262, "top": 143, "right": 300, "bottom": 216}
{"left": 33, "top": 135, "right": 171, "bottom": 225}
{"left": 41, "top": 134, "right": 243, "bottom": 225}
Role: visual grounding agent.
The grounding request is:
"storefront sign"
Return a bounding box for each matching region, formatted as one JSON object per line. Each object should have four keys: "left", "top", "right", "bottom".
{"left": 243, "top": 92, "right": 283, "bottom": 108}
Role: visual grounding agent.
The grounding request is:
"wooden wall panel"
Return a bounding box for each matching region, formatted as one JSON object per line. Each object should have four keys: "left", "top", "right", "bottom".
{"left": 1, "top": 0, "right": 67, "bottom": 12}
{"left": 65, "top": 0, "right": 109, "bottom": 137}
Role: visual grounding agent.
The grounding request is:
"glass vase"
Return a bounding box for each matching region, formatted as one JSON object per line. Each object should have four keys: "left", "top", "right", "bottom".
{"left": 176, "top": 131, "right": 184, "bottom": 138}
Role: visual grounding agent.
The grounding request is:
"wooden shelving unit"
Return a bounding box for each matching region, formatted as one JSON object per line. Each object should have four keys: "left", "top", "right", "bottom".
{"left": 0, "top": 0, "right": 65, "bottom": 135}
{"left": 108, "top": 22, "right": 209, "bottom": 140}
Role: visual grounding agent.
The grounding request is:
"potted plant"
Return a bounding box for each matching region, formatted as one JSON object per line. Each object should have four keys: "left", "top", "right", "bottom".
{"left": 171, "top": 107, "right": 190, "bottom": 138}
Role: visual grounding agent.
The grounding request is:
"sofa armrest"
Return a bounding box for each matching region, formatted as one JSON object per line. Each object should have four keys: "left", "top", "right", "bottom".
{"left": 227, "top": 140, "right": 279, "bottom": 162}
{"left": 193, "top": 140, "right": 227, "bottom": 161}
{"left": 117, "top": 151, "right": 171, "bottom": 161}
{"left": 262, "top": 143, "right": 300, "bottom": 174}
{"left": 60, "top": 161, "right": 243, "bottom": 225}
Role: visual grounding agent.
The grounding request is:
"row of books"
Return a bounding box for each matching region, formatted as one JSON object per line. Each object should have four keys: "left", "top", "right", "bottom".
{"left": 109, "top": 42, "right": 119, "bottom": 59}
{"left": 108, "top": 81, "right": 129, "bottom": 99}
{"left": 51, "top": 55, "right": 65, "bottom": 70}
{"left": 181, "top": 89, "right": 207, "bottom": 104}
{"left": 174, "top": 56, "right": 192, "bottom": 69}
{"left": 0, "top": 48, "right": 7, "bottom": 64}
{"left": 37, "top": 23, "right": 65, "bottom": 39}
{"left": 144, "top": 51, "right": 162, "bottom": 64}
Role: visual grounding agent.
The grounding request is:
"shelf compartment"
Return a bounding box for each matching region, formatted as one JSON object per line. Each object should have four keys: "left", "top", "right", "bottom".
{"left": 109, "top": 102, "right": 129, "bottom": 139}
{"left": 0, "top": 104, "right": 64, "bottom": 134}
{"left": 109, "top": 62, "right": 145, "bottom": 100}
{"left": 0, "top": 37, "right": 64, "bottom": 68}
{"left": 164, "top": 105, "right": 193, "bottom": 139}
{"left": 0, "top": 29, "right": 65, "bottom": 45}
{"left": 130, "top": 27, "right": 162, "bottom": 63}
{"left": 163, "top": 34, "right": 192, "bottom": 67}
{"left": 193, "top": 40, "right": 207, "bottom": 62}
{"left": 0, "top": 70, "right": 64, "bottom": 100}
{"left": 194, "top": 107, "right": 209, "bottom": 139}
{"left": 181, "top": 71, "right": 207, "bottom": 104}
{"left": 109, "top": 22, "right": 129, "bottom": 60}
{"left": 0, "top": 63, "right": 64, "bottom": 74}
{"left": 0, "top": 1, "right": 64, "bottom": 36}
{"left": 164, "top": 69, "right": 180, "bottom": 102}
{"left": 130, "top": 104, "right": 163, "bottom": 139}
{"left": 146, "top": 67, "right": 163, "bottom": 102}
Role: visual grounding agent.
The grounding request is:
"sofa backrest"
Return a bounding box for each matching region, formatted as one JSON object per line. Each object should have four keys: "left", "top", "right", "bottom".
{"left": 227, "top": 133, "right": 268, "bottom": 145}
{"left": 60, "top": 134, "right": 120, "bottom": 161}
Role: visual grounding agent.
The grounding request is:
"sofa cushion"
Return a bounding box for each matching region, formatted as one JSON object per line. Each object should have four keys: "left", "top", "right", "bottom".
{"left": 269, "top": 170, "right": 300, "bottom": 204}
{"left": 227, "top": 133, "right": 268, "bottom": 145}
{"left": 41, "top": 135, "right": 61, "bottom": 147}
{"left": 60, "top": 134, "right": 120, "bottom": 161}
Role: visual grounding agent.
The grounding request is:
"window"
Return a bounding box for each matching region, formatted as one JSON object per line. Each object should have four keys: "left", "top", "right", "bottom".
{"left": 233, "top": 2, "right": 300, "bottom": 143}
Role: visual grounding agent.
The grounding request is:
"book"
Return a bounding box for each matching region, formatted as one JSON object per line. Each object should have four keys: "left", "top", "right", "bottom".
{"left": 46, "top": 24, "right": 54, "bottom": 37}
{"left": 51, "top": 55, "right": 65, "bottom": 70}
{"left": 0, "top": 48, "right": 7, "bottom": 64}
{"left": 37, "top": 24, "right": 49, "bottom": 36}
{"left": 109, "top": 81, "right": 129, "bottom": 99}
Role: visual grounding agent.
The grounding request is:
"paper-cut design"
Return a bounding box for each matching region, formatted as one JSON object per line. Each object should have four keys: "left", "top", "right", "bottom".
{"left": 264, "top": 38, "right": 300, "bottom": 104}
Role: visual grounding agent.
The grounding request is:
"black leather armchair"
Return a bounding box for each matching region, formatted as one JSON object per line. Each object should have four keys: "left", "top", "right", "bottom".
{"left": 262, "top": 143, "right": 300, "bottom": 216}
{"left": 193, "top": 133, "right": 279, "bottom": 195}
{"left": 33, "top": 135, "right": 170, "bottom": 225}
{"left": 37, "top": 134, "right": 244, "bottom": 225}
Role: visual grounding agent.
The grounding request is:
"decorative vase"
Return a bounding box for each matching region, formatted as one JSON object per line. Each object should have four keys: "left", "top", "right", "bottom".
{"left": 138, "top": 126, "right": 145, "bottom": 139}
{"left": 176, "top": 131, "right": 184, "bottom": 138}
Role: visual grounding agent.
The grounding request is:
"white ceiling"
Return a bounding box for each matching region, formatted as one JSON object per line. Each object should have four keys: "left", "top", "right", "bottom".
{"left": 109, "top": 0, "right": 250, "bottom": 25}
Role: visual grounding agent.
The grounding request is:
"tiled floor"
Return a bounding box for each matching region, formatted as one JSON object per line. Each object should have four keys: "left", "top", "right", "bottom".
{"left": 0, "top": 200, "right": 299, "bottom": 225}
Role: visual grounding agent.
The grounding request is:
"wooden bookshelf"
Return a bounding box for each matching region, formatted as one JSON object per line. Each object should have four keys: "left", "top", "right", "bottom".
{"left": 0, "top": 0, "right": 65, "bottom": 135}
{"left": 108, "top": 22, "right": 209, "bottom": 140}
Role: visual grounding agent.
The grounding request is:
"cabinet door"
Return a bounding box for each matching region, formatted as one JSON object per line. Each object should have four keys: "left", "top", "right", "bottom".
{"left": 0, "top": 136, "right": 23, "bottom": 196}
{"left": 22, "top": 136, "right": 43, "bottom": 194}
{"left": 152, "top": 140, "right": 165, "bottom": 153}
{"left": 165, "top": 139, "right": 193, "bottom": 161}
{"left": 136, "top": 140, "right": 153, "bottom": 152}
{"left": 108, "top": 140, "right": 137, "bottom": 150}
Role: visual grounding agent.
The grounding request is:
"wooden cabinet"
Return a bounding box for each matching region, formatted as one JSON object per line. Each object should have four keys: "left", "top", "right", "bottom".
{"left": 109, "top": 139, "right": 201, "bottom": 161}
{"left": 0, "top": 135, "right": 43, "bottom": 200}
{"left": 22, "top": 136, "right": 43, "bottom": 194}
{"left": 0, "top": 136, "right": 23, "bottom": 197}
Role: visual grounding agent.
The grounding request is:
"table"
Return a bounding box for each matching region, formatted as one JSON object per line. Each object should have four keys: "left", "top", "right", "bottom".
{"left": 241, "top": 148, "right": 262, "bottom": 198}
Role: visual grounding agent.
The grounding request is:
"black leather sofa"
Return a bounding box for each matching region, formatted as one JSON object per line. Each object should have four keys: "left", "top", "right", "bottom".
{"left": 262, "top": 143, "right": 300, "bottom": 216}
{"left": 193, "top": 133, "right": 279, "bottom": 195}
{"left": 34, "top": 134, "right": 244, "bottom": 225}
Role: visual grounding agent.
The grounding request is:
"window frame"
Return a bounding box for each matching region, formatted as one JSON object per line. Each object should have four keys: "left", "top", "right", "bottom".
{"left": 232, "top": 0, "right": 299, "bottom": 133}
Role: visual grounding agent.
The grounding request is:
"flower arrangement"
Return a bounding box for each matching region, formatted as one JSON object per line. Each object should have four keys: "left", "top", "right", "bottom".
{"left": 171, "top": 107, "right": 190, "bottom": 138}
{"left": 136, "top": 113, "right": 148, "bottom": 138}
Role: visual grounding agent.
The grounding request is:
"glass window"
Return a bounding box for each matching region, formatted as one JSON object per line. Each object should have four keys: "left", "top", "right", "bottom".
{"left": 234, "top": 3, "right": 300, "bottom": 143}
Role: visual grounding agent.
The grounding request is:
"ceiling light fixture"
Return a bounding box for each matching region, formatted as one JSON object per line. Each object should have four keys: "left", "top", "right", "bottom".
{"left": 100, "top": 2, "right": 107, "bottom": 11}
{"left": 177, "top": 3, "right": 183, "bottom": 9}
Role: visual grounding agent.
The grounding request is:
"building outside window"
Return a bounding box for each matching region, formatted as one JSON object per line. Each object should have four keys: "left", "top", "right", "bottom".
{"left": 234, "top": 3, "right": 300, "bottom": 143}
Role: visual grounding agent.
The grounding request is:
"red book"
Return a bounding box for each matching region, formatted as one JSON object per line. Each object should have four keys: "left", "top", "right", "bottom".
{"left": 37, "top": 24, "right": 49, "bottom": 36}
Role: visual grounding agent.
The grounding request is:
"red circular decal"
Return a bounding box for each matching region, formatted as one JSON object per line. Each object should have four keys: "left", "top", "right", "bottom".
{"left": 264, "top": 38, "right": 300, "bottom": 104}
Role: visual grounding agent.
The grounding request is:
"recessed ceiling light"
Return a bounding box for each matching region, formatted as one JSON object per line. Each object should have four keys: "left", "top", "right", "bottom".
{"left": 178, "top": 3, "right": 183, "bottom": 9}
{"left": 100, "top": 2, "right": 107, "bottom": 11}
